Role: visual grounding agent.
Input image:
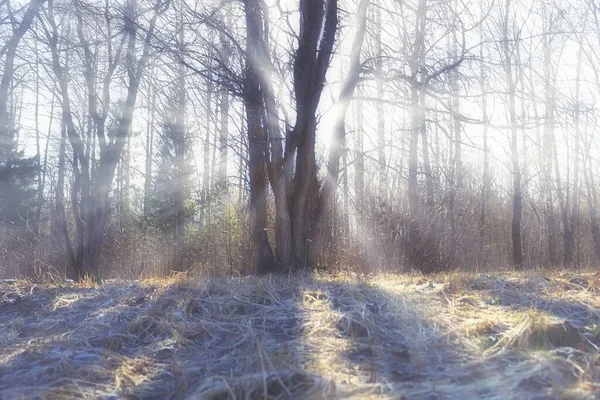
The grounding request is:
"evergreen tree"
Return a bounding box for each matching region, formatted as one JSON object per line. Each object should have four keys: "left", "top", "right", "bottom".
{"left": 149, "top": 92, "right": 192, "bottom": 237}
{"left": 0, "top": 124, "right": 39, "bottom": 226}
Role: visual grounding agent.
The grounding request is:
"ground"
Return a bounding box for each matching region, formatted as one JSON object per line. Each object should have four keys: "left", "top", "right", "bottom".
{"left": 1, "top": 270, "right": 600, "bottom": 399}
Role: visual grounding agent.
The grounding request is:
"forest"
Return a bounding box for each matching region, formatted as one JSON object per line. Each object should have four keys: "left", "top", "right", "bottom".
{"left": 1, "top": 0, "right": 600, "bottom": 281}
{"left": 2, "top": 0, "right": 600, "bottom": 398}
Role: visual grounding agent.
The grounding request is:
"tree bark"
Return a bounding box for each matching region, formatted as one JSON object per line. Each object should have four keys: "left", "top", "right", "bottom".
{"left": 243, "top": 0, "right": 275, "bottom": 273}
{"left": 503, "top": 0, "right": 523, "bottom": 268}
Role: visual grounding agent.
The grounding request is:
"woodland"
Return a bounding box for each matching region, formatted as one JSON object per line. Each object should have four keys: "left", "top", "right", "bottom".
{"left": 2, "top": 0, "right": 600, "bottom": 398}
{"left": 1, "top": 0, "right": 600, "bottom": 281}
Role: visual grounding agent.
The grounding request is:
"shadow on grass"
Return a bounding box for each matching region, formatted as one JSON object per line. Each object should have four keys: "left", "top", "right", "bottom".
{"left": 0, "top": 274, "right": 597, "bottom": 399}
{"left": 469, "top": 275, "right": 600, "bottom": 327}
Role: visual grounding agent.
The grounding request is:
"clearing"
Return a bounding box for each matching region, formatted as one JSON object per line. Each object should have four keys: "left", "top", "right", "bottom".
{"left": 1, "top": 270, "right": 600, "bottom": 399}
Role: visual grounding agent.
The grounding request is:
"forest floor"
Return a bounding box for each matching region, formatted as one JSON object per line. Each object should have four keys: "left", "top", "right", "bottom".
{"left": 1, "top": 269, "right": 600, "bottom": 399}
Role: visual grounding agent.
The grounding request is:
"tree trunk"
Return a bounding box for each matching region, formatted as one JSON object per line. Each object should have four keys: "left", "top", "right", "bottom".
{"left": 55, "top": 123, "right": 75, "bottom": 278}
{"left": 307, "top": 0, "right": 369, "bottom": 266}
{"left": 542, "top": 32, "right": 558, "bottom": 266}
{"left": 584, "top": 148, "right": 600, "bottom": 267}
{"left": 479, "top": 35, "right": 489, "bottom": 268}
{"left": 243, "top": 0, "right": 275, "bottom": 273}
{"left": 0, "top": 0, "right": 45, "bottom": 154}
{"left": 354, "top": 86, "right": 365, "bottom": 235}
{"left": 143, "top": 75, "right": 155, "bottom": 220}
{"left": 173, "top": 32, "right": 187, "bottom": 271}
{"left": 375, "top": 4, "right": 386, "bottom": 196}
{"left": 503, "top": 0, "right": 523, "bottom": 268}
{"left": 215, "top": 34, "right": 230, "bottom": 271}
{"left": 406, "top": 0, "right": 431, "bottom": 272}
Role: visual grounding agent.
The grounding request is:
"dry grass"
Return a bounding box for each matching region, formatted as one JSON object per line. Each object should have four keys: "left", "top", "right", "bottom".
{"left": 1, "top": 269, "right": 599, "bottom": 399}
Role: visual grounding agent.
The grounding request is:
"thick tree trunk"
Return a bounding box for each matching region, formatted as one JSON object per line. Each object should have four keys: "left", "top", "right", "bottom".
{"left": 291, "top": 117, "right": 319, "bottom": 267}
{"left": 243, "top": 0, "right": 339, "bottom": 272}
{"left": 243, "top": 0, "right": 275, "bottom": 273}
{"left": 246, "top": 85, "right": 274, "bottom": 274}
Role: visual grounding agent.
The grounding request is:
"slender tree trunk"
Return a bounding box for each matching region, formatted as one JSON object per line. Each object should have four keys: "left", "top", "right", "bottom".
{"left": 503, "top": 0, "right": 523, "bottom": 268}
{"left": 41, "top": 88, "right": 55, "bottom": 236}
{"left": 354, "top": 86, "right": 364, "bottom": 234}
{"left": 406, "top": 0, "right": 429, "bottom": 272}
{"left": 33, "top": 27, "right": 43, "bottom": 237}
{"left": 479, "top": 37, "right": 489, "bottom": 268}
{"left": 173, "top": 31, "right": 187, "bottom": 271}
{"left": 143, "top": 77, "right": 155, "bottom": 220}
{"left": 542, "top": 32, "right": 558, "bottom": 266}
{"left": 375, "top": 4, "right": 386, "bottom": 195}
{"left": 448, "top": 6, "right": 461, "bottom": 263}
{"left": 141, "top": 77, "right": 155, "bottom": 276}
{"left": 564, "top": 36, "right": 584, "bottom": 266}
{"left": 584, "top": 150, "right": 600, "bottom": 267}
{"left": 342, "top": 134, "right": 349, "bottom": 242}
{"left": 56, "top": 122, "right": 75, "bottom": 278}
{"left": 202, "top": 83, "right": 212, "bottom": 227}
{"left": 517, "top": 43, "right": 529, "bottom": 262}
{"left": 216, "top": 36, "right": 230, "bottom": 270}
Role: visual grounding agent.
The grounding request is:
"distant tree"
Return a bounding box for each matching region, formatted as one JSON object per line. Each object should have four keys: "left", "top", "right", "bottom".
{"left": 149, "top": 95, "right": 192, "bottom": 240}
{"left": 0, "top": 127, "right": 38, "bottom": 226}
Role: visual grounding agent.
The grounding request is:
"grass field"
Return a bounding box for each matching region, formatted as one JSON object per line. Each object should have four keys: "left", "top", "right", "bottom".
{"left": 1, "top": 269, "right": 599, "bottom": 399}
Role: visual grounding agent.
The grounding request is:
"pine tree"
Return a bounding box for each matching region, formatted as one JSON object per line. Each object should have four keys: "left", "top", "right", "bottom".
{"left": 0, "top": 124, "right": 39, "bottom": 226}
{"left": 149, "top": 91, "right": 192, "bottom": 238}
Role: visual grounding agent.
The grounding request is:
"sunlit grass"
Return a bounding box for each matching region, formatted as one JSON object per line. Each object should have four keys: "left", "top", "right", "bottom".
{"left": 1, "top": 269, "right": 599, "bottom": 398}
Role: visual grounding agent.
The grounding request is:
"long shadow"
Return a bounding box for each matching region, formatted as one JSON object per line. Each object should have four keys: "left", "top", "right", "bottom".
{"left": 0, "top": 281, "right": 161, "bottom": 398}
{"left": 0, "top": 275, "right": 318, "bottom": 399}
{"left": 322, "top": 278, "right": 597, "bottom": 399}
{"left": 470, "top": 276, "right": 600, "bottom": 327}
{"left": 1, "top": 275, "right": 598, "bottom": 399}
{"left": 324, "top": 280, "right": 460, "bottom": 397}
{"left": 0, "top": 282, "right": 101, "bottom": 350}
{"left": 125, "top": 276, "right": 313, "bottom": 399}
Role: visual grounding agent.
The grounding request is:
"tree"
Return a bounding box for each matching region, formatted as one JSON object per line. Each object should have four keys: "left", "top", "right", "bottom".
{"left": 498, "top": 0, "right": 523, "bottom": 268}
{"left": 43, "top": 0, "right": 170, "bottom": 281}
{"left": 242, "top": 0, "right": 369, "bottom": 272}
{"left": 0, "top": 0, "right": 44, "bottom": 228}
